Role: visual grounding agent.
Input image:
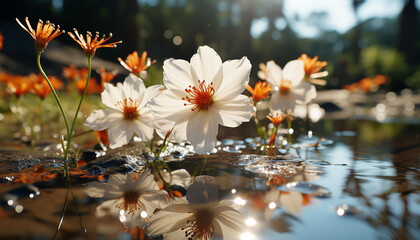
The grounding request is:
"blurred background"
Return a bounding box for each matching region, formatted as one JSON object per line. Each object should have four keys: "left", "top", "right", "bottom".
{"left": 0, "top": 0, "right": 419, "bottom": 91}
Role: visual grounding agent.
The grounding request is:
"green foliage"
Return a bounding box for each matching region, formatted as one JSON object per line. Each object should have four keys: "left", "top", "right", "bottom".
{"left": 361, "top": 45, "right": 410, "bottom": 89}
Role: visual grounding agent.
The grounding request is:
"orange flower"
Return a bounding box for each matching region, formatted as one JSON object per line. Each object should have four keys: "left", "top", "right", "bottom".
{"left": 298, "top": 54, "right": 328, "bottom": 85}
{"left": 95, "top": 129, "right": 110, "bottom": 146}
{"left": 31, "top": 73, "right": 63, "bottom": 100}
{"left": 359, "top": 77, "right": 376, "bottom": 93}
{"left": 247, "top": 81, "right": 271, "bottom": 102}
{"left": 344, "top": 82, "right": 360, "bottom": 93}
{"left": 373, "top": 74, "right": 387, "bottom": 86}
{"left": 118, "top": 51, "right": 155, "bottom": 78}
{"left": 6, "top": 75, "right": 33, "bottom": 98}
{"left": 68, "top": 29, "right": 122, "bottom": 58}
{"left": 74, "top": 76, "right": 101, "bottom": 95}
{"left": 62, "top": 64, "right": 79, "bottom": 80}
{"left": 267, "top": 111, "right": 287, "bottom": 127}
{"left": 98, "top": 67, "right": 115, "bottom": 91}
{"left": 0, "top": 32, "right": 3, "bottom": 50}
{"left": 16, "top": 17, "right": 64, "bottom": 52}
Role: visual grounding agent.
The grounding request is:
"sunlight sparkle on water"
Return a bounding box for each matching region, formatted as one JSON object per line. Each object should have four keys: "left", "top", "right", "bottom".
{"left": 245, "top": 217, "right": 257, "bottom": 227}
{"left": 234, "top": 197, "right": 246, "bottom": 206}
{"left": 240, "top": 231, "right": 257, "bottom": 240}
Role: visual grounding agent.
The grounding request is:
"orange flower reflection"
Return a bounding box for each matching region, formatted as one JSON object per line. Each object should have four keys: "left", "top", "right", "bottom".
{"left": 247, "top": 81, "right": 271, "bottom": 102}
{"left": 118, "top": 51, "right": 155, "bottom": 78}
{"left": 68, "top": 29, "right": 122, "bottom": 57}
{"left": 298, "top": 54, "right": 328, "bottom": 85}
{"left": 16, "top": 17, "right": 64, "bottom": 52}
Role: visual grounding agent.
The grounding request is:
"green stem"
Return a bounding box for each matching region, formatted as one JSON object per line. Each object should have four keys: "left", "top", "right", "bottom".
{"left": 253, "top": 116, "right": 266, "bottom": 144}
{"left": 287, "top": 117, "right": 292, "bottom": 146}
{"left": 36, "top": 52, "right": 70, "bottom": 138}
{"left": 63, "top": 56, "right": 92, "bottom": 162}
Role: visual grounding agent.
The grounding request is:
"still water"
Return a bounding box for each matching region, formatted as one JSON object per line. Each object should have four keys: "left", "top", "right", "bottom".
{"left": 0, "top": 119, "right": 419, "bottom": 240}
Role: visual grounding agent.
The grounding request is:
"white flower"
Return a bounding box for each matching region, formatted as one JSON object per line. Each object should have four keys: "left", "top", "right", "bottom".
{"left": 85, "top": 74, "right": 163, "bottom": 149}
{"left": 85, "top": 171, "right": 168, "bottom": 228}
{"left": 266, "top": 60, "right": 316, "bottom": 112}
{"left": 147, "top": 176, "right": 246, "bottom": 240}
{"left": 149, "top": 46, "right": 254, "bottom": 154}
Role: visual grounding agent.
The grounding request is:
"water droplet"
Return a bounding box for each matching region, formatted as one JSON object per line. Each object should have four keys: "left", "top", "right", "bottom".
{"left": 335, "top": 204, "right": 361, "bottom": 216}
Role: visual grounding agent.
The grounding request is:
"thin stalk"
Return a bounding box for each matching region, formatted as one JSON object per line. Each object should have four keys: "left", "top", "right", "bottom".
{"left": 287, "top": 117, "right": 292, "bottom": 146}
{"left": 63, "top": 56, "right": 92, "bottom": 162}
{"left": 36, "top": 52, "right": 70, "bottom": 138}
{"left": 253, "top": 116, "right": 266, "bottom": 143}
{"left": 52, "top": 187, "right": 70, "bottom": 240}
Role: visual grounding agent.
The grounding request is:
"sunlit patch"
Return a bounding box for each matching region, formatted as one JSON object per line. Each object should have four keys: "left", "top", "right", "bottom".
{"left": 240, "top": 231, "right": 257, "bottom": 240}
{"left": 15, "top": 205, "right": 23, "bottom": 213}
{"left": 234, "top": 197, "right": 246, "bottom": 206}
{"left": 182, "top": 80, "right": 215, "bottom": 111}
{"left": 245, "top": 217, "right": 257, "bottom": 227}
{"left": 268, "top": 202, "right": 276, "bottom": 209}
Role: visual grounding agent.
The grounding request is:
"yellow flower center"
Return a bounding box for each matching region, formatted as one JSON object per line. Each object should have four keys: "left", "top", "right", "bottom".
{"left": 182, "top": 80, "right": 215, "bottom": 111}
{"left": 182, "top": 208, "right": 214, "bottom": 240}
{"left": 279, "top": 79, "right": 292, "bottom": 95}
{"left": 116, "top": 98, "right": 140, "bottom": 120}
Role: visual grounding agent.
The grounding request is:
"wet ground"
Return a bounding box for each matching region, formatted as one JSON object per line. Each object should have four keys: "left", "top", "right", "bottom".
{"left": 0, "top": 117, "right": 419, "bottom": 240}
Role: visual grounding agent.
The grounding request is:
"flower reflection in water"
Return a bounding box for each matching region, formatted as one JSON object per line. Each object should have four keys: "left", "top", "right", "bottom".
{"left": 85, "top": 171, "right": 168, "bottom": 229}
{"left": 147, "top": 175, "right": 246, "bottom": 240}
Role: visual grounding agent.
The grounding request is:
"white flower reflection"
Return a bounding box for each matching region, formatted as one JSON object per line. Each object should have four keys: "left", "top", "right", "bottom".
{"left": 150, "top": 45, "right": 254, "bottom": 154}
{"left": 85, "top": 74, "right": 163, "bottom": 149}
{"left": 85, "top": 171, "right": 168, "bottom": 228}
{"left": 147, "top": 175, "right": 246, "bottom": 239}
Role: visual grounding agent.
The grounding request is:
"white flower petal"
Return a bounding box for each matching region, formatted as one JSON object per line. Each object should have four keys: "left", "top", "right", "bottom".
{"left": 280, "top": 191, "right": 303, "bottom": 215}
{"left": 190, "top": 46, "right": 223, "bottom": 86}
{"left": 186, "top": 111, "right": 218, "bottom": 154}
{"left": 210, "top": 95, "right": 254, "bottom": 128}
{"left": 163, "top": 58, "right": 195, "bottom": 91}
{"left": 85, "top": 181, "right": 122, "bottom": 199}
{"left": 96, "top": 199, "right": 120, "bottom": 218}
{"left": 270, "top": 92, "right": 296, "bottom": 112}
{"left": 148, "top": 206, "right": 192, "bottom": 236}
{"left": 122, "top": 74, "right": 145, "bottom": 101}
{"left": 101, "top": 82, "right": 123, "bottom": 110}
{"left": 132, "top": 119, "right": 154, "bottom": 142}
{"left": 150, "top": 90, "right": 193, "bottom": 122}
{"left": 139, "top": 84, "right": 163, "bottom": 109}
{"left": 84, "top": 109, "right": 122, "bottom": 131}
{"left": 292, "top": 81, "right": 317, "bottom": 104}
{"left": 283, "top": 60, "right": 305, "bottom": 87}
{"left": 213, "top": 57, "right": 251, "bottom": 102}
{"left": 171, "top": 120, "right": 188, "bottom": 143}
{"left": 266, "top": 60, "right": 282, "bottom": 87}
{"left": 108, "top": 121, "right": 134, "bottom": 149}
